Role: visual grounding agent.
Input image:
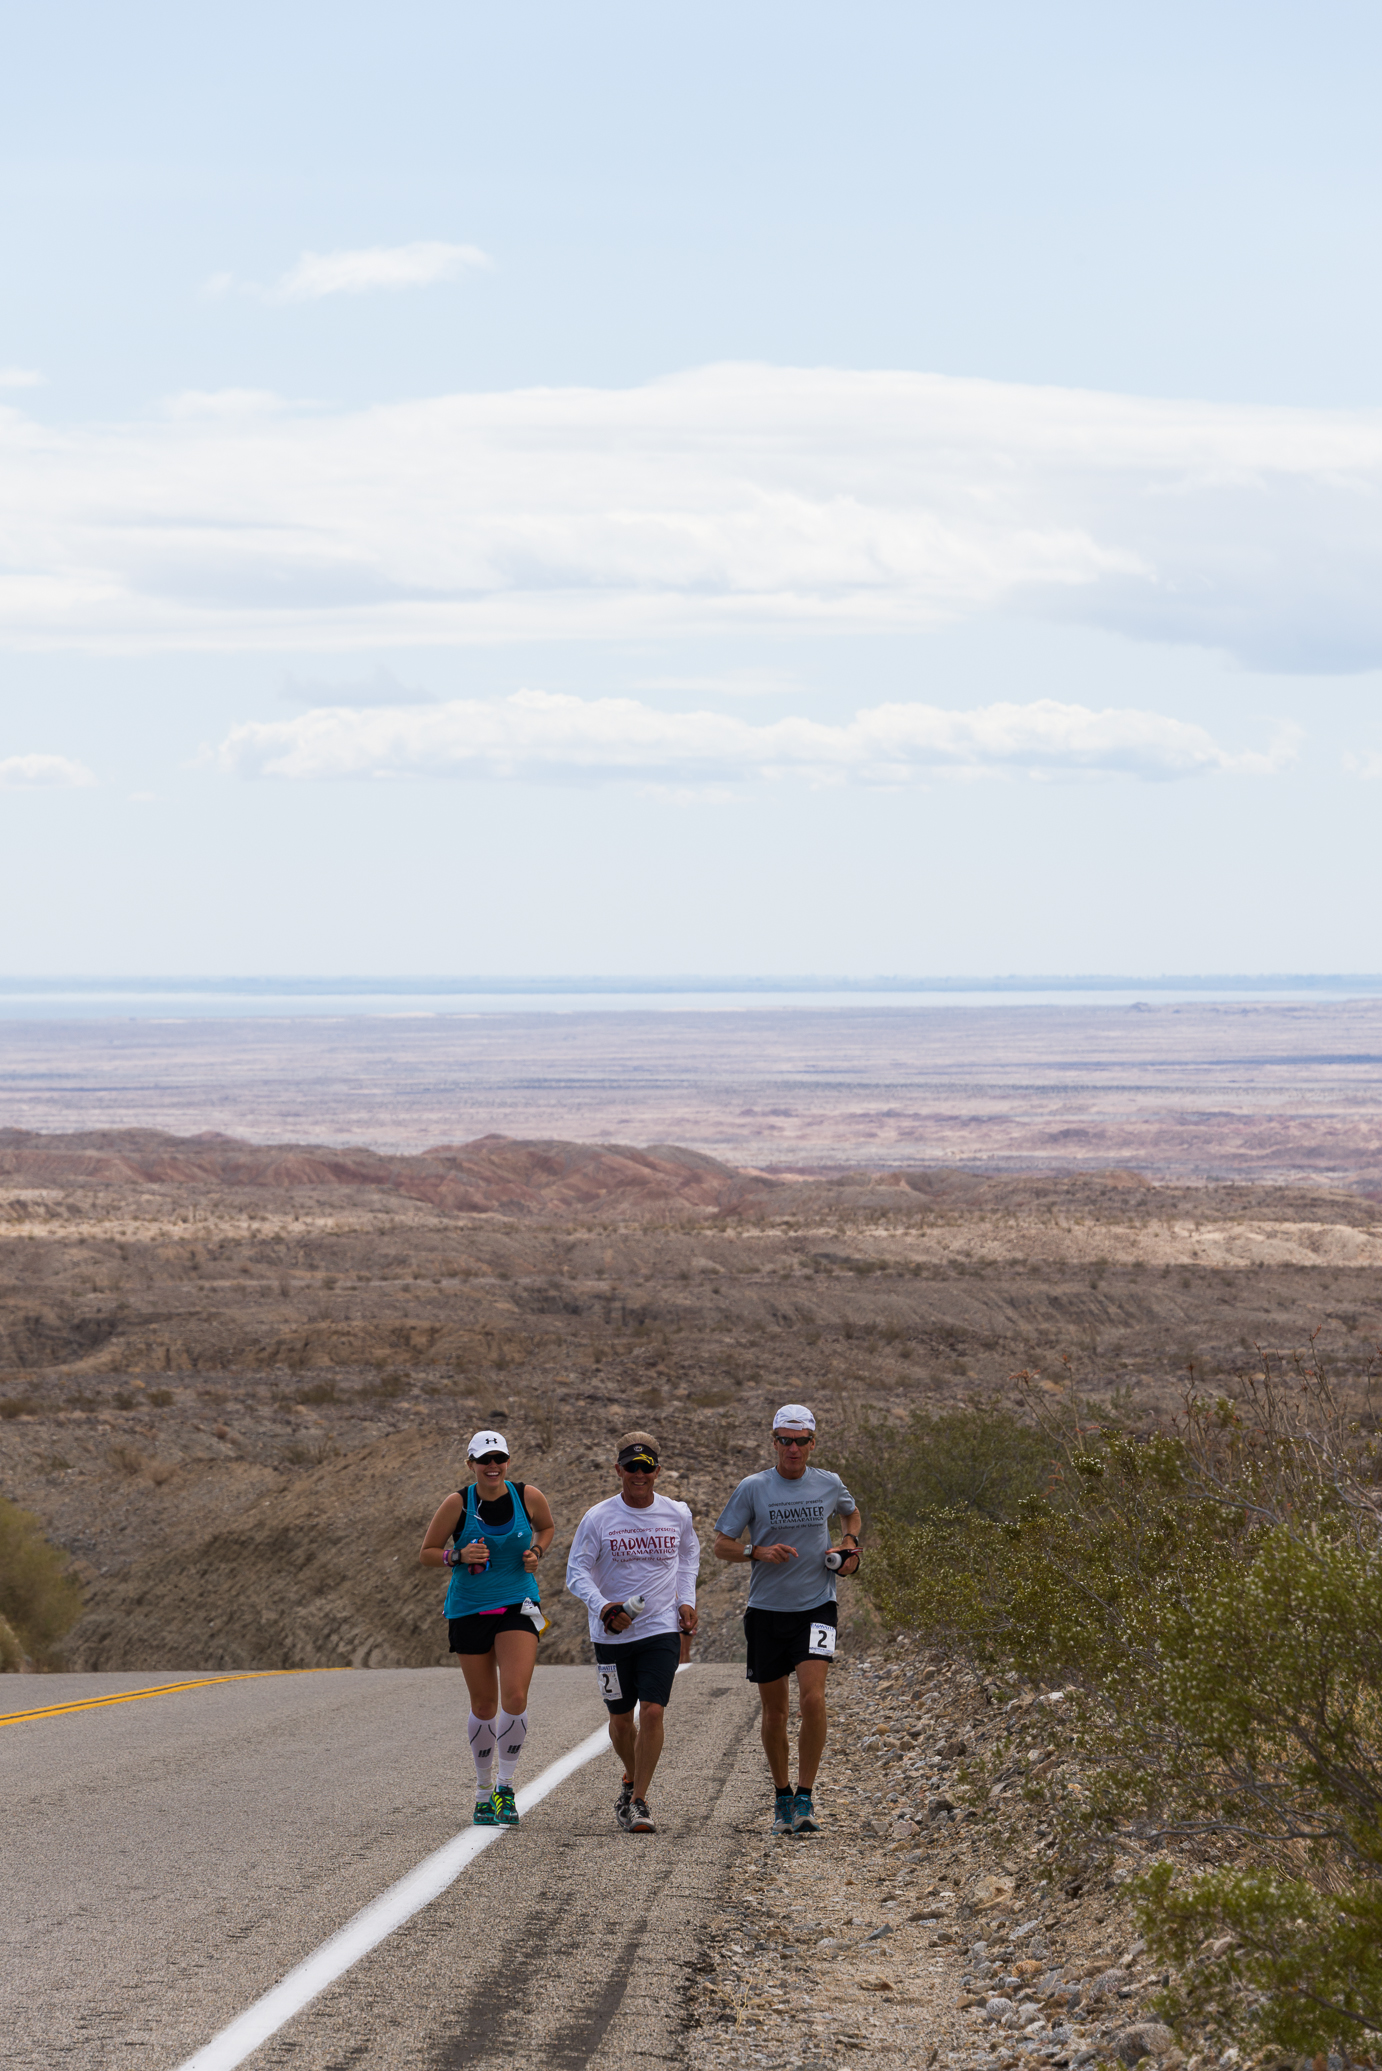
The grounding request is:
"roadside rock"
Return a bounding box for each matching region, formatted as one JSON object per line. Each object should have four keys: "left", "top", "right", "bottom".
{"left": 1114, "top": 2021, "right": 1178, "bottom": 2064}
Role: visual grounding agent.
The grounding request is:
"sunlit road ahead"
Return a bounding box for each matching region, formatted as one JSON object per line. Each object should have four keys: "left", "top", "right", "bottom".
{"left": 2, "top": 1665, "right": 760, "bottom": 2069}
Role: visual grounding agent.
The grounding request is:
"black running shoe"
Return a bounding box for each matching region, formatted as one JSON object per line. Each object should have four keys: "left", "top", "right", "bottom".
{"left": 615, "top": 1773, "right": 633, "bottom": 1826}
{"left": 629, "top": 1797, "right": 656, "bottom": 1832}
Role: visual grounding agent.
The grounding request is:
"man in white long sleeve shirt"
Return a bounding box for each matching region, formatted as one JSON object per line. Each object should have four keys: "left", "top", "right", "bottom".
{"left": 565, "top": 1430, "right": 699, "bottom": 1832}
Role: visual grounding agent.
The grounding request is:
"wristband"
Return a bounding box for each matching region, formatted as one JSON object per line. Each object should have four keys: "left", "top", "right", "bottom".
{"left": 747, "top": 1544, "right": 756, "bottom": 1561}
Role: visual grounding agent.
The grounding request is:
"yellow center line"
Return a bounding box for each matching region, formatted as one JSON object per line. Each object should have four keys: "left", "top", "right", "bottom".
{"left": 0, "top": 1667, "right": 351, "bottom": 1727}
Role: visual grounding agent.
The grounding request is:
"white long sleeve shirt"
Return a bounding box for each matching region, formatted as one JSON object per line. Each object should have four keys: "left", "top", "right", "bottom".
{"left": 565, "top": 1490, "right": 700, "bottom": 1646}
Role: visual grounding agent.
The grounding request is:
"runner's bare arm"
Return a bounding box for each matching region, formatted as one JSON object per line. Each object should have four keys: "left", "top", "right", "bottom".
{"left": 520, "top": 1484, "right": 557, "bottom": 1572}
{"left": 713, "top": 1529, "right": 797, "bottom": 1564}
{"left": 834, "top": 1506, "right": 863, "bottom": 1575}
{"left": 419, "top": 1493, "right": 466, "bottom": 1567}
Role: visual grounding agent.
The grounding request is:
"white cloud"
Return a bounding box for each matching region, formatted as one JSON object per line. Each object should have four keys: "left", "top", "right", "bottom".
{"left": 275, "top": 241, "right": 491, "bottom": 300}
{"left": 217, "top": 689, "right": 1296, "bottom": 787}
{"left": 202, "top": 242, "right": 490, "bottom": 303}
{"left": 2, "top": 363, "right": 1382, "bottom": 667}
{"left": 0, "top": 753, "right": 94, "bottom": 787}
{"left": 0, "top": 368, "right": 44, "bottom": 389}
{"left": 1343, "top": 749, "right": 1382, "bottom": 780}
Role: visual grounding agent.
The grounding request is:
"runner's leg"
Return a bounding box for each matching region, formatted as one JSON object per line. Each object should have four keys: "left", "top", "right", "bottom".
{"left": 757, "top": 1674, "right": 792, "bottom": 1791}
{"left": 793, "top": 1659, "right": 830, "bottom": 1788}
{"left": 458, "top": 1649, "right": 500, "bottom": 1799}
{"left": 631, "top": 1701, "right": 664, "bottom": 1800}
{"left": 607, "top": 1705, "right": 637, "bottom": 1779}
{"left": 494, "top": 1627, "right": 538, "bottom": 1717}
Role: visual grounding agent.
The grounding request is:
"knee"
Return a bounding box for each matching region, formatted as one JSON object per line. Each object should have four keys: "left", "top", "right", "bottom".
{"left": 799, "top": 1687, "right": 827, "bottom": 1722}
{"left": 639, "top": 1703, "right": 665, "bottom": 1728}
{"left": 500, "top": 1689, "right": 529, "bottom": 1716}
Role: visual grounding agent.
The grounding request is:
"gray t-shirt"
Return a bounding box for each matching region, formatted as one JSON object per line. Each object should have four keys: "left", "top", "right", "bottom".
{"left": 716, "top": 1465, "right": 857, "bottom": 1612}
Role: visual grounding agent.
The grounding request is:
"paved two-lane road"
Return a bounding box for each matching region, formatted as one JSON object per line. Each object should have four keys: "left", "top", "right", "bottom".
{"left": 1, "top": 1665, "right": 762, "bottom": 2069}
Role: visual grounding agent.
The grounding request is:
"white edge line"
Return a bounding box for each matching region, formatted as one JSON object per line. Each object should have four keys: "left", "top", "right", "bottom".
{"left": 174, "top": 1717, "right": 617, "bottom": 2071}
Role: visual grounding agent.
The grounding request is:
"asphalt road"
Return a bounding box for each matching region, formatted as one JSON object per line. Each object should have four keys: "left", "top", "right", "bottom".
{"left": 1, "top": 1664, "right": 764, "bottom": 2069}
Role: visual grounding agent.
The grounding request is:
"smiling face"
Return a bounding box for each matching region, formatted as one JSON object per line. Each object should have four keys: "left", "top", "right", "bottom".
{"left": 471, "top": 1448, "right": 510, "bottom": 1497}
{"left": 616, "top": 1458, "right": 660, "bottom": 1507}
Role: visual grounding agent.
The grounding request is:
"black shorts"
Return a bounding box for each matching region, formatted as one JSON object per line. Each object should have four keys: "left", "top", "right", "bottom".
{"left": 448, "top": 1605, "right": 539, "bottom": 1655}
{"left": 743, "top": 1601, "right": 838, "bottom": 1684}
{"left": 593, "top": 1631, "right": 681, "bottom": 1714}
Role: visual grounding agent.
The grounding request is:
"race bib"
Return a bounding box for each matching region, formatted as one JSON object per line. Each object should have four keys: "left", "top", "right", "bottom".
{"left": 808, "top": 1622, "right": 837, "bottom": 1658}
{"left": 597, "top": 1662, "right": 623, "bottom": 1701}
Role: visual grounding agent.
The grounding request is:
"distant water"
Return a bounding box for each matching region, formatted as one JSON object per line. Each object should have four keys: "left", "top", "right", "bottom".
{"left": 0, "top": 976, "right": 1380, "bottom": 1020}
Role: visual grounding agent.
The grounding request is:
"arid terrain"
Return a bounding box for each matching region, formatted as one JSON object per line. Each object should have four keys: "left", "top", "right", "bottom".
{"left": 2, "top": 1124, "right": 1381, "bottom": 1678}
{"left": 4, "top": 998, "right": 1382, "bottom": 1181}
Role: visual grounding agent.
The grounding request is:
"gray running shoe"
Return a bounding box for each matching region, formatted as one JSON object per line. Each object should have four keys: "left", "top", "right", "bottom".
{"left": 629, "top": 1797, "right": 656, "bottom": 1832}
{"left": 616, "top": 1774, "right": 633, "bottom": 1823}
{"left": 772, "top": 1789, "right": 796, "bottom": 1835}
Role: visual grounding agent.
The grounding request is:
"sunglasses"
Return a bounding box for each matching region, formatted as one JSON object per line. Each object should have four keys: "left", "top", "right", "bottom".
{"left": 774, "top": 1434, "right": 813, "bottom": 1448}
{"left": 474, "top": 1452, "right": 510, "bottom": 1465}
{"left": 619, "top": 1461, "right": 658, "bottom": 1474}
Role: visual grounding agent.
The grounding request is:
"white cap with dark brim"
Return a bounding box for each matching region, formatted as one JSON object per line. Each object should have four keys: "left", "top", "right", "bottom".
{"left": 467, "top": 1429, "right": 510, "bottom": 1460}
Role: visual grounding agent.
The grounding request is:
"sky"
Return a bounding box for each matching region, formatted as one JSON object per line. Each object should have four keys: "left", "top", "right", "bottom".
{"left": 3, "top": 0, "right": 1382, "bottom": 978}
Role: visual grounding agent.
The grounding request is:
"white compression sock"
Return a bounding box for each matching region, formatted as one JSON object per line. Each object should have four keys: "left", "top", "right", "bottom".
{"left": 495, "top": 1709, "right": 528, "bottom": 1785}
{"left": 468, "top": 1710, "right": 498, "bottom": 1795}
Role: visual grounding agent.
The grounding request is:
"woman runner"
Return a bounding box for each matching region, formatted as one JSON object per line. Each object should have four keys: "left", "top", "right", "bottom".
{"left": 420, "top": 1429, "right": 556, "bottom": 1826}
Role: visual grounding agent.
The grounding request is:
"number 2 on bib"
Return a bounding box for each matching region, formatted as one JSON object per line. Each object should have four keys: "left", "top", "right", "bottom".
{"left": 597, "top": 1662, "right": 623, "bottom": 1701}
{"left": 808, "top": 1622, "right": 837, "bottom": 1658}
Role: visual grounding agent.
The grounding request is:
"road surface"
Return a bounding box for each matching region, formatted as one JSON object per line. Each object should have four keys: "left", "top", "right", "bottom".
{"left": 1, "top": 1664, "right": 762, "bottom": 2068}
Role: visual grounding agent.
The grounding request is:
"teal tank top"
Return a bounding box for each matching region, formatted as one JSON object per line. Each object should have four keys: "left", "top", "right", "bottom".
{"left": 443, "top": 1480, "right": 539, "bottom": 1618}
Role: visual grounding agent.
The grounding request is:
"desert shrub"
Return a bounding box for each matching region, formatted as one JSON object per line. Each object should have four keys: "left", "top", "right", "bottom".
{"left": 839, "top": 1400, "right": 1062, "bottom": 1528}
{"left": 0, "top": 1395, "right": 41, "bottom": 1420}
{"left": 0, "top": 1497, "right": 83, "bottom": 1667}
{"left": 0, "top": 1613, "right": 23, "bottom": 1671}
{"left": 296, "top": 1380, "right": 337, "bottom": 1405}
{"left": 869, "top": 1366, "right": 1382, "bottom": 2060}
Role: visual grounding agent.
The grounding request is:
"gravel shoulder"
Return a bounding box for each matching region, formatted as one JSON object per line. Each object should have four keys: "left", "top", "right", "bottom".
{"left": 683, "top": 1639, "right": 1181, "bottom": 2071}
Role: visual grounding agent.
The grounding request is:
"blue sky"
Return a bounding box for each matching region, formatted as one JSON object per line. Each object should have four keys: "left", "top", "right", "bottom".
{"left": 3, "top": 1, "right": 1382, "bottom": 976}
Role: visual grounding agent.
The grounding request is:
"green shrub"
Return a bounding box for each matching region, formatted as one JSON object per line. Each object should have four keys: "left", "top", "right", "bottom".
{"left": 0, "top": 1497, "right": 83, "bottom": 1667}
{"left": 838, "top": 1399, "right": 1062, "bottom": 1529}
{"left": 868, "top": 1368, "right": 1382, "bottom": 2060}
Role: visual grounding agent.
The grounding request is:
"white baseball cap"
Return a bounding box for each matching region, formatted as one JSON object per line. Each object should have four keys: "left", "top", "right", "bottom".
{"left": 773, "top": 1403, "right": 816, "bottom": 1432}
{"left": 467, "top": 1429, "right": 510, "bottom": 1460}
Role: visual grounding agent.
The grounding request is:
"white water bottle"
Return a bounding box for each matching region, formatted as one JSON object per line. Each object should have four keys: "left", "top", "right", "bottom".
{"left": 621, "top": 1594, "right": 646, "bottom": 1620}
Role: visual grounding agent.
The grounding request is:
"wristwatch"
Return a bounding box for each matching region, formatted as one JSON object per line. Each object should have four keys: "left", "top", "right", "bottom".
{"left": 747, "top": 1543, "right": 758, "bottom": 1561}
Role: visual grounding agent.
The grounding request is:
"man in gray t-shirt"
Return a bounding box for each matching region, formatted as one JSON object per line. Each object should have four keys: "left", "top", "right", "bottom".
{"left": 714, "top": 1403, "right": 861, "bottom": 1836}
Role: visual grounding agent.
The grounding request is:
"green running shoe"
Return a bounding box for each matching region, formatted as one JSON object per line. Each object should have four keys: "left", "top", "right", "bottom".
{"left": 772, "top": 1789, "right": 796, "bottom": 1835}
{"left": 473, "top": 1795, "right": 499, "bottom": 1826}
{"left": 491, "top": 1783, "right": 520, "bottom": 1826}
{"left": 792, "top": 1788, "right": 820, "bottom": 1834}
